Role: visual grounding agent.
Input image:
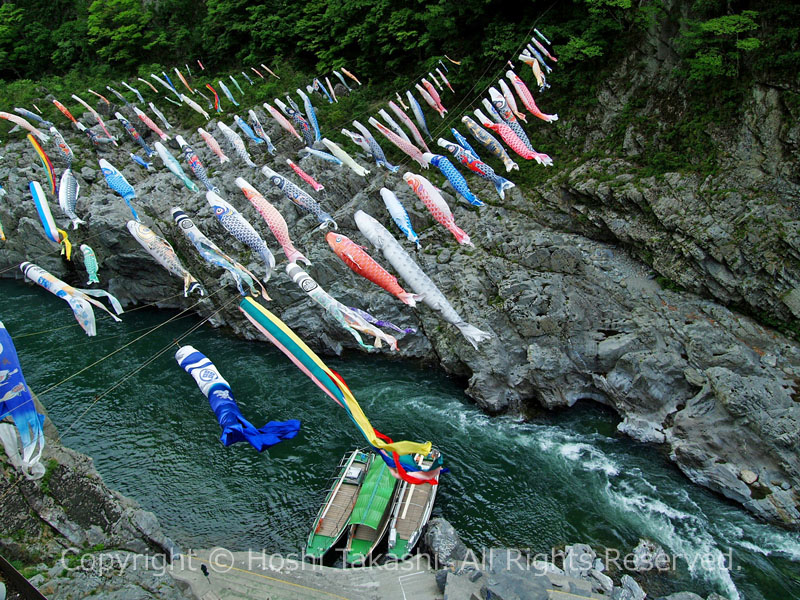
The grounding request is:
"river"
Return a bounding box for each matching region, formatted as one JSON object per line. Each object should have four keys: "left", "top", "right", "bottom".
{"left": 1, "top": 278, "right": 798, "bottom": 599}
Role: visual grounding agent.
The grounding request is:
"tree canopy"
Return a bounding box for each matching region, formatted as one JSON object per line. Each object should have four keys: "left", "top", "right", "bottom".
{"left": 0, "top": 0, "right": 796, "bottom": 86}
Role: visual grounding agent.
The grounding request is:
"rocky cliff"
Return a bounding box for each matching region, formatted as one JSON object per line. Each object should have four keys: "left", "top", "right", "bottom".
{"left": 1, "top": 15, "right": 798, "bottom": 538}
{"left": 0, "top": 428, "right": 190, "bottom": 598}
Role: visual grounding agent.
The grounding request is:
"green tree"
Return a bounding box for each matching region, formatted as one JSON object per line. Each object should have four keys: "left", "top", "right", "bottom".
{"left": 201, "top": 0, "right": 253, "bottom": 65}
{"left": 51, "top": 19, "right": 90, "bottom": 72}
{"left": 87, "top": 0, "right": 152, "bottom": 68}
{"left": 0, "top": 3, "right": 26, "bottom": 78}
{"left": 679, "top": 9, "right": 761, "bottom": 80}
{"left": 146, "top": 0, "right": 204, "bottom": 62}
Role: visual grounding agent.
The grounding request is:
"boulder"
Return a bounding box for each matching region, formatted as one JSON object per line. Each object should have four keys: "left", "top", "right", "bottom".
{"left": 423, "top": 518, "right": 468, "bottom": 567}
{"left": 630, "top": 538, "right": 670, "bottom": 572}
{"left": 563, "top": 543, "right": 596, "bottom": 579}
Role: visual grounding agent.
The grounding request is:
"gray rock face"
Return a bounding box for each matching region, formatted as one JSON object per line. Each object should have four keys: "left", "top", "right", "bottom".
{"left": 0, "top": 439, "right": 188, "bottom": 599}
{"left": 616, "top": 574, "right": 646, "bottom": 600}
{"left": 1, "top": 56, "right": 799, "bottom": 533}
{"left": 443, "top": 570, "right": 484, "bottom": 600}
{"left": 563, "top": 543, "right": 596, "bottom": 579}
{"left": 439, "top": 544, "right": 677, "bottom": 600}
{"left": 482, "top": 571, "right": 550, "bottom": 600}
{"left": 423, "top": 518, "right": 468, "bottom": 567}
{"left": 658, "top": 593, "right": 705, "bottom": 600}
{"left": 0, "top": 441, "right": 180, "bottom": 564}
{"left": 631, "top": 538, "right": 670, "bottom": 572}
{"left": 590, "top": 568, "right": 614, "bottom": 594}
{"left": 31, "top": 551, "right": 190, "bottom": 600}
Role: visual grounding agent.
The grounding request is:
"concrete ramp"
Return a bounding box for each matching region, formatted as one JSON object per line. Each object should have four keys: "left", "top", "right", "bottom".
{"left": 169, "top": 549, "right": 441, "bottom": 600}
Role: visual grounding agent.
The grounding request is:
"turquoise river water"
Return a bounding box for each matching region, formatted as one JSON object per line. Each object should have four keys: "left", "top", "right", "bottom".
{"left": 1, "top": 279, "right": 799, "bottom": 599}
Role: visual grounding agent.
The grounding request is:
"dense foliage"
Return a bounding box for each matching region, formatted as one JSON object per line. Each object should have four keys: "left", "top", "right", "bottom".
{"left": 0, "top": 1, "right": 797, "bottom": 87}
{"left": 0, "top": 0, "right": 797, "bottom": 184}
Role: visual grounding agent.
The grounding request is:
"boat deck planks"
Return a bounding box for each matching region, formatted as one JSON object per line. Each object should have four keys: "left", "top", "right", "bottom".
{"left": 317, "top": 480, "right": 361, "bottom": 538}
{"left": 351, "top": 521, "right": 381, "bottom": 544}
{"left": 394, "top": 484, "right": 434, "bottom": 539}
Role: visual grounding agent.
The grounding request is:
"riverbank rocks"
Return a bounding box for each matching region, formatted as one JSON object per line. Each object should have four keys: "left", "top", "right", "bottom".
{"left": 631, "top": 539, "right": 670, "bottom": 572}
{"left": 563, "top": 543, "right": 596, "bottom": 578}
{"left": 423, "top": 517, "right": 468, "bottom": 567}
{"left": 0, "top": 435, "right": 186, "bottom": 599}
{"left": 29, "top": 552, "right": 191, "bottom": 600}
{"left": 617, "top": 574, "right": 646, "bottom": 600}
{"left": 433, "top": 542, "right": 712, "bottom": 600}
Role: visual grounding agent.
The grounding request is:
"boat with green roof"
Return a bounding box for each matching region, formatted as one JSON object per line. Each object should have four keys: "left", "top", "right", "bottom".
{"left": 342, "top": 455, "right": 399, "bottom": 565}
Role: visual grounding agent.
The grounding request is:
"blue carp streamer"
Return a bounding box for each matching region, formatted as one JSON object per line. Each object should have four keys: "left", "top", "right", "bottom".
{"left": 175, "top": 345, "right": 300, "bottom": 451}
{"left": 0, "top": 322, "right": 46, "bottom": 479}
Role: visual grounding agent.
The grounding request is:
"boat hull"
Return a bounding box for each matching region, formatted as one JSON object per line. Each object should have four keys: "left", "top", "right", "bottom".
{"left": 305, "top": 449, "right": 372, "bottom": 560}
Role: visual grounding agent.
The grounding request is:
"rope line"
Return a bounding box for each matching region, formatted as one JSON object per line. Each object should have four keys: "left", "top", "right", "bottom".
{"left": 0, "top": 222, "right": 123, "bottom": 276}
{"left": 11, "top": 290, "right": 189, "bottom": 339}
{"left": 0, "top": 18, "right": 558, "bottom": 507}
{"left": 0, "top": 290, "right": 239, "bottom": 505}
{"left": 0, "top": 286, "right": 226, "bottom": 423}
{"left": 54, "top": 292, "right": 240, "bottom": 445}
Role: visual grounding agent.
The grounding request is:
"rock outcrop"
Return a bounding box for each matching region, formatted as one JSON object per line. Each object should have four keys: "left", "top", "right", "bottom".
{"left": 0, "top": 434, "right": 189, "bottom": 599}
{"left": 429, "top": 518, "right": 714, "bottom": 600}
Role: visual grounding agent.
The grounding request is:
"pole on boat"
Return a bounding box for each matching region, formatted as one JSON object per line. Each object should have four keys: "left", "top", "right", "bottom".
{"left": 400, "top": 454, "right": 425, "bottom": 520}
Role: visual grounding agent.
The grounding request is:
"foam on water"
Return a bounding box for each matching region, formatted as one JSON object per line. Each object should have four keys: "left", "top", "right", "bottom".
{"left": 606, "top": 480, "right": 740, "bottom": 599}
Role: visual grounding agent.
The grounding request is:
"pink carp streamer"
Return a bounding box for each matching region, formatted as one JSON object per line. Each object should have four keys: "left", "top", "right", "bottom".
{"left": 506, "top": 70, "right": 558, "bottom": 123}
{"left": 403, "top": 172, "right": 472, "bottom": 246}
{"left": 532, "top": 37, "right": 557, "bottom": 62}
{"left": 198, "top": 127, "right": 230, "bottom": 163}
{"left": 477, "top": 111, "right": 552, "bottom": 165}
{"left": 260, "top": 63, "right": 280, "bottom": 79}
{"left": 368, "top": 117, "right": 428, "bottom": 169}
{"left": 436, "top": 68, "right": 454, "bottom": 93}
{"left": 71, "top": 94, "right": 117, "bottom": 145}
{"left": 235, "top": 177, "right": 310, "bottom": 265}
{"left": 287, "top": 159, "right": 324, "bottom": 192}
{"left": 134, "top": 107, "right": 169, "bottom": 141}
{"left": 388, "top": 101, "right": 429, "bottom": 152}
{"left": 264, "top": 103, "right": 301, "bottom": 140}
{"left": 0, "top": 112, "right": 49, "bottom": 141}
{"left": 421, "top": 79, "right": 447, "bottom": 115}
{"left": 414, "top": 83, "right": 444, "bottom": 118}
